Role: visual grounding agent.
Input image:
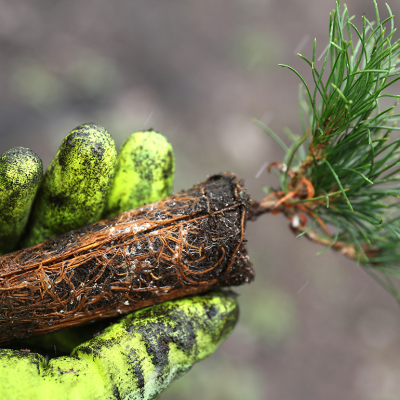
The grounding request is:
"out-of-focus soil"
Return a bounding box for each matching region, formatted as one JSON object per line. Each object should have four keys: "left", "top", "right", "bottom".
{"left": 0, "top": 1, "right": 400, "bottom": 399}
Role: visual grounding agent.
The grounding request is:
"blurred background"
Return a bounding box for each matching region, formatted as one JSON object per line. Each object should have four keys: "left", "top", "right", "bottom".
{"left": 1, "top": 0, "right": 400, "bottom": 399}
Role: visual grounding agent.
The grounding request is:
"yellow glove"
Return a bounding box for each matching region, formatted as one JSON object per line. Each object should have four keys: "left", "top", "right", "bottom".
{"left": 0, "top": 123, "right": 239, "bottom": 400}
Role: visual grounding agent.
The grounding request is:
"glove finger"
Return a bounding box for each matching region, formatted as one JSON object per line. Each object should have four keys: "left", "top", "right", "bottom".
{"left": 0, "top": 147, "right": 43, "bottom": 255}
{"left": 104, "top": 129, "right": 175, "bottom": 218}
{"left": 21, "top": 123, "right": 117, "bottom": 248}
{"left": 0, "top": 290, "right": 238, "bottom": 400}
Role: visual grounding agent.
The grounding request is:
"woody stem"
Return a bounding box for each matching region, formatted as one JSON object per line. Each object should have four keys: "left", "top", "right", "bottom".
{"left": 248, "top": 199, "right": 362, "bottom": 262}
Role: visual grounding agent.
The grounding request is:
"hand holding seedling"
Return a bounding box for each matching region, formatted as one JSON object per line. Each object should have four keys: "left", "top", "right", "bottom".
{"left": 0, "top": 124, "right": 238, "bottom": 399}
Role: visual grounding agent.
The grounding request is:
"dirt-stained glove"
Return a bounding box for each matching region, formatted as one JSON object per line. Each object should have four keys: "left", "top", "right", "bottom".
{"left": 0, "top": 123, "right": 239, "bottom": 400}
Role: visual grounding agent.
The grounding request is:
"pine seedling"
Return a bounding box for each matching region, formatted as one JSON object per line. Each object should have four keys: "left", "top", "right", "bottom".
{"left": 252, "top": 0, "right": 400, "bottom": 301}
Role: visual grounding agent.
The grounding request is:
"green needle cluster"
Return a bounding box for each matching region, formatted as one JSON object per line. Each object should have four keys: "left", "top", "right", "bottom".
{"left": 257, "top": 1, "right": 400, "bottom": 300}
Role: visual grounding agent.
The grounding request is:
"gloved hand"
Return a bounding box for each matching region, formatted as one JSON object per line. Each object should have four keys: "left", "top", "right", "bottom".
{"left": 0, "top": 123, "right": 239, "bottom": 400}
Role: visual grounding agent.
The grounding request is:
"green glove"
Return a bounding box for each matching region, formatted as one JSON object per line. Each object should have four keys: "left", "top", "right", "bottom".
{"left": 0, "top": 123, "right": 239, "bottom": 400}
{"left": 0, "top": 147, "right": 43, "bottom": 255}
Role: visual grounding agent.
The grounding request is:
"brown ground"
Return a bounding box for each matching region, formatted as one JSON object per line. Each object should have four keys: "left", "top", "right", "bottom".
{"left": 0, "top": 1, "right": 400, "bottom": 399}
